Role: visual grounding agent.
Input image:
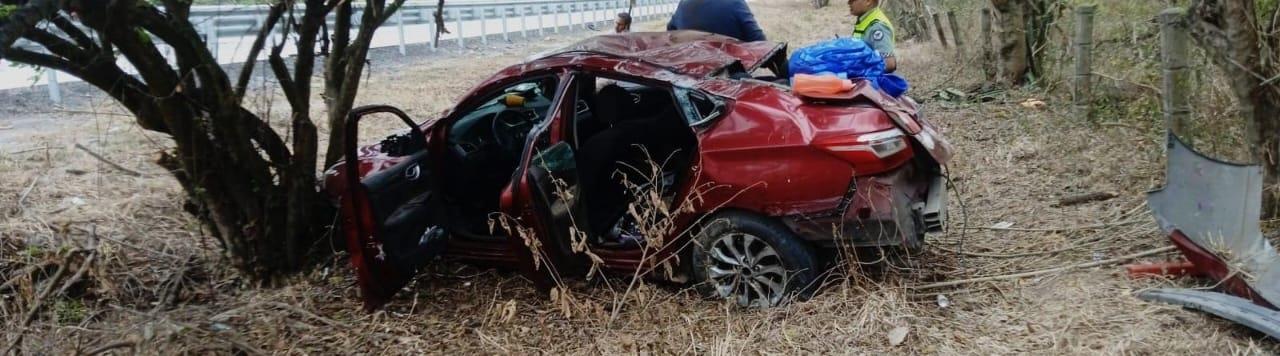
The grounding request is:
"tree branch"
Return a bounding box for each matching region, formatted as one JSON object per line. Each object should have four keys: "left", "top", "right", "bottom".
{"left": 0, "top": 0, "right": 62, "bottom": 58}
{"left": 3, "top": 46, "right": 78, "bottom": 74}
{"left": 22, "top": 27, "right": 93, "bottom": 66}
{"left": 375, "top": 0, "right": 409, "bottom": 27}
{"left": 236, "top": 3, "right": 287, "bottom": 101}
{"left": 133, "top": 6, "right": 233, "bottom": 106}
{"left": 49, "top": 13, "right": 100, "bottom": 53}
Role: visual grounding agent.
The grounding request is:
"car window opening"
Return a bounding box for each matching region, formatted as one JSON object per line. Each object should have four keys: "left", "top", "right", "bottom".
{"left": 572, "top": 75, "right": 699, "bottom": 248}
{"left": 440, "top": 75, "right": 561, "bottom": 240}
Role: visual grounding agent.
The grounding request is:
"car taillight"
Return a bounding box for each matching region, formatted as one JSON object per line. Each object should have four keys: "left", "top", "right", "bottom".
{"left": 814, "top": 129, "right": 913, "bottom": 176}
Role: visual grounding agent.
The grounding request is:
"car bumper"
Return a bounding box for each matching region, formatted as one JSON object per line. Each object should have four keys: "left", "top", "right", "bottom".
{"left": 781, "top": 171, "right": 945, "bottom": 250}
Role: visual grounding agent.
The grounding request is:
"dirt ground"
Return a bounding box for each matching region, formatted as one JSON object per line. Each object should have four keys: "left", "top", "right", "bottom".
{"left": 3, "top": 0, "right": 1279, "bottom": 354}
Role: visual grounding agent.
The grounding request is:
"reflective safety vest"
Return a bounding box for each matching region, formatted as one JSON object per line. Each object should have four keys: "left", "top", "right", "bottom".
{"left": 853, "top": 7, "right": 895, "bottom": 40}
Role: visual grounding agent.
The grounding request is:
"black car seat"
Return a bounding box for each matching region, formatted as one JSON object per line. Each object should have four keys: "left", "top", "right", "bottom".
{"left": 578, "top": 84, "right": 655, "bottom": 237}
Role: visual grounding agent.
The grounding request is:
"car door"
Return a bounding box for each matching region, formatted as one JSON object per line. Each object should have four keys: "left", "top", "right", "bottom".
{"left": 505, "top": 74, "right": 592, "bottom": 282}
{"left": 338, "top": 105, "right": 448, "bottom": 311}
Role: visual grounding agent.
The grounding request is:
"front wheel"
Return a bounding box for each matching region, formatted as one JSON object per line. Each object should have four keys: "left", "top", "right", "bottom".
{"left": 690, "top": 212, "right": 819, "bottom": 307}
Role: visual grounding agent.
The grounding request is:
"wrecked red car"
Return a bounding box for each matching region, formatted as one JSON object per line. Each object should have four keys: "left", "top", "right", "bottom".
{"left": 324, "top": 31, "right": 953, "bottom": 310}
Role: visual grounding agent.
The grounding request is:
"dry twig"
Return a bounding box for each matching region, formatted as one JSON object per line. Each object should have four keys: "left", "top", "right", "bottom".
{"left": 1055, "top": 191, "right": 1119, "bottom": 207}
{"left": 74, "top": 142, "right": 143, "bottom": 177}
{"left": 909, "top": 246, "right": 1177, "bottom": 290}
{"left": 958, "top": 218, "right": 1146, "bottom": 232}
{"left": 5, "top": 252, "right": 74, "bottom": 353}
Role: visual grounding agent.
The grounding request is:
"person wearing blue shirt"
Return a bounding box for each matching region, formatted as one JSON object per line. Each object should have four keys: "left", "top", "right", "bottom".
{"left": 666, "top": 0, "right": 767, "bottom": 42}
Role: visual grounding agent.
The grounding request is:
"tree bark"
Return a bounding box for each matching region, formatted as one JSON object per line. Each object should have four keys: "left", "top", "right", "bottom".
{"left": 989, "top": 0, "right": 1058, "bottom": 86}
{"left": 990, "top": 0, "right": 1030, "bottom": 85}
{"left": 1188, "top": 0, "right": 1280, "bottom": 216}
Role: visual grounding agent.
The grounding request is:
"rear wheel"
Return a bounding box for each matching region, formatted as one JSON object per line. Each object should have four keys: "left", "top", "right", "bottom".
{"left": 690, "top": 212, "right": 819, "bottom": 307}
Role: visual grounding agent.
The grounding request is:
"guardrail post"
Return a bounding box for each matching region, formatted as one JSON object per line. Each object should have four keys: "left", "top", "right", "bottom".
{"left": 454, "top": 8, "right": 464, "bottom": 48}
{"left": 396, "top": 10, "right": 406, "bottom": 55}
{"left": 570, "top": 3, "right": 578, "bottom": 31}
{"left": 554, "top": 4, "right": 561, "bottom": 33}
{"left": 537, "top": 5, "right": 545, "bottom": 37}
{"left": 520, "top": 6, "right": 529, "bottom": 39}
{"left": 501, "top": 6, "right": 510, "bottom": 42}
{"left": 46, "top": 70, "right": 61, "bottom": 104}
{"left": 1160, "top": 7, "right": 1191, "bottom": 137}
{"left": 480, "top": 7, "right": 488, "bottom": 45}
{"left": 428, "top": 9, "right": 438, "bottom": 51}
{"left": 1072, "top": 5, "right": 1095, "bottom": 120}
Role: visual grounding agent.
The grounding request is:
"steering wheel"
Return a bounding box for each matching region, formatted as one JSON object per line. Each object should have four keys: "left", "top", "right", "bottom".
{"left": 491, "top": 109, "right": 532, "bottom": 156}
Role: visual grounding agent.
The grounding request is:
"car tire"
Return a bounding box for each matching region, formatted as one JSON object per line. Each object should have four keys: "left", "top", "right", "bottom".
{"left": 690, "top": 211, "right": 819, "bottom": 307}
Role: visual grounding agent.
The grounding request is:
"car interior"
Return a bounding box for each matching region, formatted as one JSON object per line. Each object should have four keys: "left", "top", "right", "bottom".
{"left": 438, "top": 75, "right": 560, "bottom": 239}
{"left": 569, "top": 74, "right": 698, "bottom": 245}
{"left": 431, "top": 72, "right": 699, "bottom": 247}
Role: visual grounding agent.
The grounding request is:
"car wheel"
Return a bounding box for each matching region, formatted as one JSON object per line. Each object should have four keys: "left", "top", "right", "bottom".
{"left": 690, "top": 211, "right": 819, "bottom": 308}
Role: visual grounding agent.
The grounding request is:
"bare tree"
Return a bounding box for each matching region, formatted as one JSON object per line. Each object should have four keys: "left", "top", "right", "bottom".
{"left": 1187, "top": 0, "right": 1280, "bottom": 215}
{"left": 0, "top": 0, "right": 413, "bottom": 282}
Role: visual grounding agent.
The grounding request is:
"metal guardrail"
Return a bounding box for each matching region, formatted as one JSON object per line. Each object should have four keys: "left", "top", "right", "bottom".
{"left": 15, "top": 0, "right": 680, "bottom": 103}
{"left": 195, "top": 0, "right": 678, "bottom": 53}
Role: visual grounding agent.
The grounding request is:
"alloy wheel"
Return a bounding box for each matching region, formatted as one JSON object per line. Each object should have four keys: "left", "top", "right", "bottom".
{"left": 706, "top": 232, "right": 789, "bottom": 307}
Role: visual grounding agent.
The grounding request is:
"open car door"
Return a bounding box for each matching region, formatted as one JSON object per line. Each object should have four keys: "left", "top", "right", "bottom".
{"left": 507, "top": 74, "right": 592, "bottom": 282}
{"left": 339, "top": 105, "right": 448, "bottom": 310}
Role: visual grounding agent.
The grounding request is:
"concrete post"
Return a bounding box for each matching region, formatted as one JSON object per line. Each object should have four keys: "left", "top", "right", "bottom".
{"left": 980, "top": 8, "right": 996, "bottom": 81}
{"left": 947, "top": 10, "right": 964, "bottom": 59}
{"left": 454, "top": 8, "right": 464, "bottom": 48}
{"left": 480, "top": 7, "right": 488, "bottom": 45}
{"left": 396, "top": 10, "right": 406, "bottom": 55}
{"left": 917, "top": 13, "right": 932, "bottom": 41}
{"left": 1160, "top": 7, "right": 1191, "bottom": 137}
{"left": 46, "top": 70, "right": 61, "bottom": 104}
{"left": 932, "top": 11, "right": 948, "bottom": 47}
{"left": 1072, "top": 5, "right": 1095, "bottom": 120}
{"left": 501, "top": 6, "right": 509, "bottom": 42}
{"left": 521, "top": 6, "right": 529, "bottom": 39}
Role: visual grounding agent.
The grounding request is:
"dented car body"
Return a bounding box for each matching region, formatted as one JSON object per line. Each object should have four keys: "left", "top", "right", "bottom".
{"left": 324, "top": 31, "right": 953, "bottom": 309}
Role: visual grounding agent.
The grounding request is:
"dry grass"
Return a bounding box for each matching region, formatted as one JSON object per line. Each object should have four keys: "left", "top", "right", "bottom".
{"left": 2, "top": 0, "right": 1279, "bottom": 354}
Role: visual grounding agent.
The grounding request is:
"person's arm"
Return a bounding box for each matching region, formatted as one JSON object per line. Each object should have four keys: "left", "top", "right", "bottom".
{"left": 732, "top": 0, "right": 766, "bottom": 41}
{"left": 865, "top": 23, "right": 896, "bottom": 72}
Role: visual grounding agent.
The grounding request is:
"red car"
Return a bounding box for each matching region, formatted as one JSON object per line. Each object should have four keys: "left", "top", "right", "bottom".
{"left": 325, "top": 31, "right": 953, "bottom": 310}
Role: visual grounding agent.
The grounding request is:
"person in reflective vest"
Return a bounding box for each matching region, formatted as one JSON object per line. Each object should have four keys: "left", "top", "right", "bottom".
{"left": 848, "top": 0, "right": 897, "bottom": 72}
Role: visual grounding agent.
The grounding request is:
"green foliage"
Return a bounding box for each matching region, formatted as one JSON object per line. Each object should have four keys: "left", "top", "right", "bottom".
{"left": 53, "top": 300, "right": 87, "bottom": 324}
{"left": 1260, "top": 0, "right": 1279, "bottom": 22}
{"left": 0, "top": 4, "right": 18, "bottom": 18}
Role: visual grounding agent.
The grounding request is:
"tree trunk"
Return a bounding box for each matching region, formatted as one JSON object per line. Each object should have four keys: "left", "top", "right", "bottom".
{"left": 989, "top": 0, "right": 1059, "bottom": 86}
{"left": 0, "top": 0, "right": 393, "bottom": 283}
{"left": 991, "top": 0, "right": 1030, "bottom": 85}
{"left": 1188, "top": 0, "right": 1280, "bottom": 216}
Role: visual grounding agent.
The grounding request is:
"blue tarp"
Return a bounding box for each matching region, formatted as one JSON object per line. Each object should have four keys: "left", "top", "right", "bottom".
{"left": 789, "top": 37, "right": 909, "bottom": 97}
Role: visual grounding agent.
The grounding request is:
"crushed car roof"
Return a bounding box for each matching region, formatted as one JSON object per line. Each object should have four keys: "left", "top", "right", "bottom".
{"left": 532, "top": 31, "right": 785, "bottom": 78}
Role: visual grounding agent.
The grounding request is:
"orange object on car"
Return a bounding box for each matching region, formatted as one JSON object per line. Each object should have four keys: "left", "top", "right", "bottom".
{"left": 793, "top": 73, "right": 854, "bottom": 95}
